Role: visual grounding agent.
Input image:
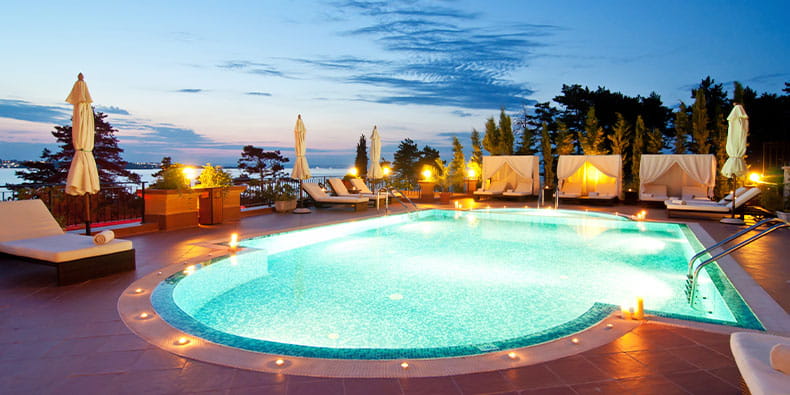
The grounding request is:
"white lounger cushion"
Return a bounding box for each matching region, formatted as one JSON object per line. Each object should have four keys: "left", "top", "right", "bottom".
{"left": 665, "top": 187, "right": 761, "bottom": 212}
{"left": 350, "top": 178, "right": 374, "bottom": 194}
{"left": 303, "top": 183, "right": 368, "bottom": 203}
{"left": 682, "top": 185, "right": 710, "bottom": 201}
{"left": 0, "top": 234, "right": 133, "bottom": 263}
{"left": 641, "top": 184, "right": 669, "bottom": 201}
{"left": 474, "top": 180, "right": 508, "bottom": 196}
{"left": 502, "top": 181, "right": 533, "bottom": 197}
{"left": 731, "top": 332, "right": 790, "bottom": 395}
{"left": 0, "top": 199, "right": 64, "bottom": 242}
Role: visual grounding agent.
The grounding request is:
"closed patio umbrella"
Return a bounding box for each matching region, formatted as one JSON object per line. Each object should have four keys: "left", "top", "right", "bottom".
{"left": 720, "top": 104, "right": 749, "bottom": 225}
{"left": 291, "top": 114, "right": 311, "bottom": 214}
{"left": 65, "top": 73, "right": 100, "bottom": 234}
{"left": 368, "top": 125, "right": 383, "bottom": 180}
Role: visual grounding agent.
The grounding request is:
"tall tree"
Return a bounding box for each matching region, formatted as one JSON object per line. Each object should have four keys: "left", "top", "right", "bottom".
{"left": 555, "top": 122, "right": 575, "bottom": 156}
{"left": 16, "top": 111, "right": 140, "bottom": 184}
{"left": 539, "top": 122, "right": 555, "bottom": 188}
{"left": 16, "top": 148, "right": 60, "bottom": 184}
{"left": 392, "top": 138, "right": 420, "bottom": 187}
{"left": 482, "top": 108, "right": 514, "bottom": 155}
{"left": 646, "top": 127, "right": 664, "bottom": 154}
{"left": 691, "top": 88, "right": 711, "bottom": 154}
{"left": 516, "top": 114, "right": 538, "bottom": 155}
{"left": 609, "top": 112, "right": 630, "bottom": 160}
{"left": 470, "top": 129, "right": 483, "bottom": 167}
{"left": 579, "top": 106, "right": 607, "bottom": 154}
{"left": 418, "top": 145, "right": 441, "bottom": 173}
{"left": 354, "top": 133, "right": 368, "bottom": 179}
{"left": 448, "top": 136, "right": 466, "bottom": 191}
{"left": 631, "top": 116, "right": 646, "bottom": 185}
{"left": 673, "top": 102, "right": 691, "bottom": 154}
{"left": 237, "top": 145, "right": 289, "bottom": 184}
{"left": 482, "top": 116, "right": 500, "bottom": 155}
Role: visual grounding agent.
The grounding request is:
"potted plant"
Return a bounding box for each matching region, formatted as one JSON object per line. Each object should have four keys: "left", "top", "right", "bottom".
{"left": 434, "top": 159, "right": 452, "bottom": 204}
{"left": 144, "top": 161, "right": 201, "bottom": 230}
{"left": 271, "top": 183, "right": 298, "bottom": 212}
{"left": 194, "top": 164, "right": 247, "bottom": 224}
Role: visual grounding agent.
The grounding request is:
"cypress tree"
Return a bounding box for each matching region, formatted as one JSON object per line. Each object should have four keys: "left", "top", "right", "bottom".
{"left": 354, "top": 133, "right": 368, "bottom": 179}
{"left": 482, "top": 116, "right": 500, "bottom": 154}
{"left": 555, "top": 122, "right": 575, "bottom": 156}
{"left": 540, "top": 122, "right": 555, "bottom": 188}
{"left": 673, "top": 102, "right": 691, "bottom": 154}
{"left": 631, "top": 115, "right": 646, "bottom": 185}
{"left": 579, "top": 106, "right": 606, "bottom": 155}
{"left": 498, "top": 108, "right": 514, "bottom": 155}
{"left": 609, "top": 112, "right": 630, "bottom": 160}
{"left": 448, "top": 136, "right": 466, "bottom": 191}
{"left": 691, "top": 89, "right": 711, "bottom": 154}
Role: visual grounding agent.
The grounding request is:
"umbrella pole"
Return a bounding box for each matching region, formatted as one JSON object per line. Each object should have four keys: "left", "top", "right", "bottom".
{"left": 294, "top": 179, "right": 311, "bottom": 214}
{"left": 720, "top": 176, "right": 745, "bottom": 225}
{"left": 84, "top": 194, "right": 92, "bottom": 235}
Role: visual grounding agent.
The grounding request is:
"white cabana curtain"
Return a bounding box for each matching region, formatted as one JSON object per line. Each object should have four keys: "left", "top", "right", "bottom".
{"left": 65, "top": 74, "right": 100, "bottom": 196}
{"left": 639, "top": 154, "right": 716, "bottom": 187}
{"left": 481, "top": 156, "right": 540, "bottom": 193}
{"left": 557, "top": 155, "right": 622, "bottom": 196}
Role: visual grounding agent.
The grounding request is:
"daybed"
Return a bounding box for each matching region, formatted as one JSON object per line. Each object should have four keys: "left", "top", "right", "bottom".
{"left": 639, "top": 154, "right": 716, "bottom": 202}
{"left": 502, "top": 182, "right": 533, "bottom": 199}
{"left": 302, "top": 182, "right": 368, "bottom": 211}
{"left": 664, "top": 187, "right": 761, "bottom": 218}
{"left": 557, "top": 155, "right": 623, "bottom": 201}
{"left": 0, "top": 199, "right": 135, "bottom": 285}
{"left": 473, "top": 180, "right": 507, "bottom": 200}
{"left": 731, "top": 332, "right": 790, "bottom": 395}
{"left": 476, "top": 155, "right": 540, "bottom": 200}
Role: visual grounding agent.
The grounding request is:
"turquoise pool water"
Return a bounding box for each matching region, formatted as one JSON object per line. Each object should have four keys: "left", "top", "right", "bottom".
{"left": 152, "top": 209, "right": 762, "bottom": 359}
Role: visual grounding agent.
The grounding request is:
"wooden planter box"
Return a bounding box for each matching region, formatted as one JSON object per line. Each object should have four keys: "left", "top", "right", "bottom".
{"left": 195, "top": 185, "right": 247, "bottom": 225}
{"left": 274, "top": 199, "right": 297, "bottom": 213}
{"left": 143, "top": 189, "right": 200, "bottom": 230}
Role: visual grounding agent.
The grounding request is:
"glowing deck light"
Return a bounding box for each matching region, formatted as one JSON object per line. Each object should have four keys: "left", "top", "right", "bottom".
{"left": 507, "top": 352, "right": 518, "bottom": 360}
{"left": 134, "top": 288, "right": 144, "bottom": 294}
{"left": 138, "top": 312, "right": 150, "bottom": 319}
{"left": 328, "top": 333, "right": 340, "bottom": 339}
{"left": 275, "top": 358, "right": 285, "bottom": 366}
{"left": 400, "top": 361, "right": 409, "bottom": 369}
{"left": 176, "top": 337, "right": 190, "bottom": 345}
{"left": 229, "top": 233, "right": 239, "bottom": 250}
{"left": 606, "top": 323, "right": 614, "bottom": 329}
{"left": 183, "top": 265, "right": 196, "bottom": 275}
{"left": 634, "top": 297, "right": 645, "bottom": 320}
{"left": 571, "top": 337, "right": 580, "bottom": 344}
{"left": 388, "top": 293, "right": 404, "bottom": 300}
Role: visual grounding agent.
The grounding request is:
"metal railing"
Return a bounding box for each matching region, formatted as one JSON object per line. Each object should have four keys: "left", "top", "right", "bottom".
{"left": 685, "top": 217, "right": 789, "bottom": 305}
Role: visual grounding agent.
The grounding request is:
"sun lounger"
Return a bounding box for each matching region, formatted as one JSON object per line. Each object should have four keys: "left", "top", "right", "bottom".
{"left": 350, "top": 178, "right": 374, "bottom": 194}
{"left": 681, "top": 185, "right": 711, "bottom": 201}
{"left": 327, "top": 178, "right": 384, "bottom": 204}
{"left": 731, "top": 332, "right": 790, "bottom": 395}
{"left": 302, "top": 182, "right": 368, "bottom": 211}
{"left": 0, "top": 199, "right": 135, "bottom": 285}
{"left": 558, "top": 181, "right": 582, "bottom": 198}
{"left": 473, "top": 180, "right": 508, "bottom": 200}
{"left": 502, "top": 181, "right": 533, "bottom": 199}
{"left": 665, "top": 187, "right": 761, "bottom": 218}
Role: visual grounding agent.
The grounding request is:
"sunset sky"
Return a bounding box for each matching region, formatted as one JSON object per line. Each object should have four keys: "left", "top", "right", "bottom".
{"left": 1, "top": 0, "right": 788, "bottom": 167}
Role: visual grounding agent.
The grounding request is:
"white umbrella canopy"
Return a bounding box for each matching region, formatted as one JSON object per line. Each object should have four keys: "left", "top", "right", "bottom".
{"left": 65, "top": 73, "right": 100, "bottom": 196}
{"left": 720, "top": 104, "right": 749, "bottom": 224}
{"left": 721, "top": 104, "right": 749, "bottom": 178}
{"left": 291, "top": 114, "right": 311, "bottom": 180}
{"left": 368, "top": 125, "right": 383, "bottom": 180}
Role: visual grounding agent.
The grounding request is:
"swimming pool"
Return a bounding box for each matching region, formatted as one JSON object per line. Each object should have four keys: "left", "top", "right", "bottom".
{"left": 151, "top": 209, "right": 762, "bottom": 360}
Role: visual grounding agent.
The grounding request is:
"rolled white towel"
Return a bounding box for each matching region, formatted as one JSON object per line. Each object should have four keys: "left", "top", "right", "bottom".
{"left": 670, "top": 199, "right": 686, "bottom": 205}
{"left": 93, "top": 230, "right": 115, "bottom": 245}
{"left": 588, "top": 192, "right": 599, "bottom": 197}
{"left": 770, "top": 343, "right": 790, "bottom": 374}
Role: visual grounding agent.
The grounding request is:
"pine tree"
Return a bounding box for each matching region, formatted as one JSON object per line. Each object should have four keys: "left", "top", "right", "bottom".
{"left": 609, "top": 112, "right": 630, "bottom": 161}
{"left": 482, "top": 116, "right": 500, "bottom": 155}
{"left": 237, "top": 145, "right": 289, "bottom": 184}
{"left": 631, "top": 115, "right": 646, "bottom": 185}
{"left": 15, "top": 148, "right": 61, "bottom": 184}
{"left": 498, "top": 108, "right": 514, "bottom": 155}
{"left": 646, "top": 127, "right": 664, "bottom": 153}
{"left": 16, "top": 111, "right": 140, "bottom": 184}
{"left": 673, "top": 102, "right": 690, "bottom": 154}
{"left": 516, "top": 119, "right": 538, "bottom": 155}
{"left": 393, "top": 138, "right": 420, "bottom": 187}
{"left": 470, "top": 129, "right": 483, "bottom": 167}
{"left": 579, "top": 107, "right": 607, "bottom": 155}
{"left": 555, "top": 122, "right": 575, "bottom": 156}
{"left": 448, "top": 136, "right": 466, "bottom": 191}
{"left": 691, "top": 88, "right": 711, "bottom": 154}
{"left": 354, "top": 133, "right": 368, "bottom": 179}
{"left": 540, "top": 122, "right": 555, "bottom": 188}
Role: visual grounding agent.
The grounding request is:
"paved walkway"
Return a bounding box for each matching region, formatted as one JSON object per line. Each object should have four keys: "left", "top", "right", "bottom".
{"left": 1, "top": 200, "right": 787, "bottom": 394}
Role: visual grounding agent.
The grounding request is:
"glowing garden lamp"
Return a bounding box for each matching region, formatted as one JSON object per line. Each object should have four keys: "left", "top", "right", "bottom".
{"left": 748, "top": 172, "right": 762, "bottom": 184}
{"left": 422, "top": 168, "right": 432, "bottom": 181}
{"left": 467, "top": 168, "right": 476, "bottom": 179}
{"left": 182, "top": 166, "right": 197, "bottom": 188}
{"left": 348, "top": 167, "right": 359, "bottom": 177}
{"left": 382, "top": 166, "right": 391, "bottom": 176}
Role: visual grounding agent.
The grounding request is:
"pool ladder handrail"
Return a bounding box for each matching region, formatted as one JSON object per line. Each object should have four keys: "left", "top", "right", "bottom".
{"left": 379, "top": 187, "right": 418, "bottom": 214}
{"left": 685, "top": 217, "right": 788, "bottom": 304}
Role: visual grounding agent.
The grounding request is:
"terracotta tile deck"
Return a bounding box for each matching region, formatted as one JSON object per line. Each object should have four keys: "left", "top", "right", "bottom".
{"left": 1, "top": 200, "right": 787, "bottom": 394}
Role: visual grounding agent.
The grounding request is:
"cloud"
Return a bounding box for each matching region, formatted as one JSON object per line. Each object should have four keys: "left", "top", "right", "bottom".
{"left": 436, "top": 131, "right": 472, "bottom": 139}
{"left": 0, "top": 99, "right": 69, "bottom": 124}
{"left": 217, "top": 60, "right": 289, "bottom": 78}
{"left": 245, "top": 91, "right": 272, "bottom": 96}
{"left": 95, "top": 105, "right": 130, "bottom": 115}
{"left": 451, "top": 110, "right": 472, "bottom": 118}
{"left": 176, "top": 88, "right": 203, "bottom": 93}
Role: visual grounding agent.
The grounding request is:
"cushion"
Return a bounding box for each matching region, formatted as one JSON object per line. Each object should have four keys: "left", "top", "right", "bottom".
{"left": 771, "top": 344, "right": 790, "bottom": 374}
{"left": 303, "top": 183, "right": 329, "bottom": 199}
{"left": 0, "top": 234, "right": 133, "bottom": 263}
{"left": 350, "top": 178, "right": 373, "bottom": 194}
{"left": 328, "top": 178, "right": 351, "bottom": 195}
{"left": 0, "top": 200, "right": 64, "bottom": 242}
{"left": 731, "top": 332, "right": 790, "bottom": 394}
{"left": 588, "top": 192, "right": 599, "bottom": 197}
{"left": 682, "top": 185, "right": 709, "bottom": 201}
{"left": 643, "top": 184, "right": 667, "bottom": 197}
{"left": 514, "top": 182, "right": 532, "bottom": 193}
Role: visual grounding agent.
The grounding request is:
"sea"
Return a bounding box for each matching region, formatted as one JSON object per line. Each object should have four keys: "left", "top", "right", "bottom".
{"left": 0, "top": 167, "right": 346, "bottom": 194}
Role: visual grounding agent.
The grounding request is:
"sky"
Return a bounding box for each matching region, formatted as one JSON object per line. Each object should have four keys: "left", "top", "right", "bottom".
{"left": 1, "top": 0, "right": 788, "bottom": 167}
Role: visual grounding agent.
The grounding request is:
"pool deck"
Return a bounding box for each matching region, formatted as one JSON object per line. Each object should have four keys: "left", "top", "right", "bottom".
{"left": 1, "top": 200, "right": 788, "bottom": 394}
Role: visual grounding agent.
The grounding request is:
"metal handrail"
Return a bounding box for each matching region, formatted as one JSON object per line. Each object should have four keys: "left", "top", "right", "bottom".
{"left": 385, "top": 187, "right": 418, "bottom": 213}
{"left": 686, "top": 219, "right": 789, "bottom": 304}
{"left": 686, "top": 217, "right": 785, "bottom": 278}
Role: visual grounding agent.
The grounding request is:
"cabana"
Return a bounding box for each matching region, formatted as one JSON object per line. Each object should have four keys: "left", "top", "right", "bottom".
{"left": 639, "top": 154, "right": 716, "bottom": 202}
{"left": 557, "top": 155, "right": 622, "bottom": 200}
{"left": 479, "top": 155, "right": 540, "bottom": 196}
